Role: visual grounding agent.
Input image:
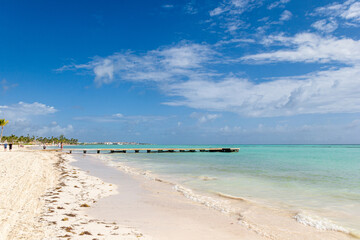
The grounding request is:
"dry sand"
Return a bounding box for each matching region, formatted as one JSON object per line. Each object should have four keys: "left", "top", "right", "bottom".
{"left": 0, "top": 148, "right": 58, "bottom": 239}
{"left": 0, "top": 147, "right": 150, "bottom": 240}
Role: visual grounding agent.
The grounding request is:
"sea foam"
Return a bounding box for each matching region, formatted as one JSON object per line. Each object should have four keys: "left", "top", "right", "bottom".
{"left": 294, "top": 213, "right": 349, "bottom": 233}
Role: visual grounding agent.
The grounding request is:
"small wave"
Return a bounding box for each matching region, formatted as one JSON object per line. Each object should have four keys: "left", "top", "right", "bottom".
{"left": 198, "top": 176, "right": 217, "bottom": 181}
{"left": 294, "top": 213, "right": 349, "bottom": 233}
{"left": 173, "top": 184, "right": 231, "bottom": 214}
{"left": 216, "top": 192, "right": 246, "bottom": 201}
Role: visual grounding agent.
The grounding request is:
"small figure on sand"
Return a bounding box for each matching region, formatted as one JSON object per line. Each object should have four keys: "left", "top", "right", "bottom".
{"left": 3, "top": 142, "right": 7, "bottom": 151}
{"left": 61, "top": 142, "right": 63, "bottom": 150}
{"left": 9, "top": 143, "right": 12, "bottom": 151}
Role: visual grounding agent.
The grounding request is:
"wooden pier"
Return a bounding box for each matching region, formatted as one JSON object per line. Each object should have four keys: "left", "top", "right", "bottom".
{"left": 56, "top": 148, "right": 240, "bottom": 154}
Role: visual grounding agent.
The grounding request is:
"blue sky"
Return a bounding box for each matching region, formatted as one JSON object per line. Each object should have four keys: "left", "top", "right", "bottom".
{"left": 1, "top": 0, "right": 360, "bottom": 144}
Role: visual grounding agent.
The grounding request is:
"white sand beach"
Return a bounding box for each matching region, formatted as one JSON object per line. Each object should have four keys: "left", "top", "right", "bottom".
{"left": 0, "top": 148, "right": 151, "bottom": 240}
{"left": 0, "top": 148, "right": 355, "bottom": 240}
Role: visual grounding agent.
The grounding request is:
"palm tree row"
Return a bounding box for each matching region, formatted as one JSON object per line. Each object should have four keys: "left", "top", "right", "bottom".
{"left": 1, "top": 134, "right": 78, "bottom": 145}
{"left": 0, "top": 119, "right": 9, "bottom": 141}
{"left": 0, "top": 118, "right": 78, "bottom": 145}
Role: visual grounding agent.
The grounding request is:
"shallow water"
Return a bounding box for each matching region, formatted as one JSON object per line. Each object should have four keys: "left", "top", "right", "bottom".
{"left": 66, "top": 144, "right": 360, "bottom": 235}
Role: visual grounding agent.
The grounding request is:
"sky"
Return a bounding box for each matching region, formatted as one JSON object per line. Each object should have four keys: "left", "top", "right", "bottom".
{"left": 1, "top": 0, "right": 360, "bottom": 144}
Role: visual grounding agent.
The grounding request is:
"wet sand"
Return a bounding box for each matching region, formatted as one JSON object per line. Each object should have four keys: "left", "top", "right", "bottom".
{"left": 73, "top": 154, "right": 353, "bottom": 240}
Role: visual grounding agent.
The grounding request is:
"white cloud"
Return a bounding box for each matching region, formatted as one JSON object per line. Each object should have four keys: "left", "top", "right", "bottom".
{"left": 184, "top": 0, "right": 198, "bottom": 14}
{"left": 0, "top": 102, "right": 73, "bottom": 137}
{"left": 214, "top": 38, "right": 255, "bottom": 47}
{"left": 75, "top": 113, "right": 170, "bottom": 123}
{"left": 113, "top": 113, "right": 124, "bottom": 118}
{"left": 1, "top": 79, "right": 18, "bottom": 92}
{"left": 0, "top": 102, "right": 57, "bottom": 121}
{"left": 242, "top": 33, "right": 360, "bottom": 64}
{"left": 267, "top": 0, "right": 290, "bottom": 10}
{"left": 190, "top": 112, "right": 221, "bottom": 123}
{"left": 164, "top": 66, "right": 360, "bottom": 117}
{"left": 62, "top": 35, "right": 360, "bottom": 118}
{"left": 60, "top": 42, "right": 216, "bottom": 86}
{"left": 346, "top": 119, "right": 360, "bottom": 129}
{"left": 279, "top": 10, "right": 292, "bottom": 21}
{"left": 314, "top": 0, "right": 360, "bottom": 23}
{"left": 220, "top": 125, "right": 243, "bottom": 134}
{"left": 208, "top": 0, "right": 263, "bottom": 32}
{"left": 210, "top": 7, "right": 227, "bottom": 16}
{"left": 311, "top": 18, "right": 338, "bottom": 33}
{"left": 36, "top": 123, "right": 74, "bottom": 136}
{"left": 162, "top": 4, "right": 174, "bottom": 9}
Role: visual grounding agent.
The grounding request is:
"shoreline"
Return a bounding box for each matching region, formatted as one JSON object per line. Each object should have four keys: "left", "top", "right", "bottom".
{"left": 85, "top": 153, "right": 356, "bottom": 240}
{"left": 0, "top": 148, "right": 356, "bottom": 239}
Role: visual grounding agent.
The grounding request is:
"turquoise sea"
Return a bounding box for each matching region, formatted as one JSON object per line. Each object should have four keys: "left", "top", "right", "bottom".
{"left": 66, "top": 144, "right": 360, "bottom": 235}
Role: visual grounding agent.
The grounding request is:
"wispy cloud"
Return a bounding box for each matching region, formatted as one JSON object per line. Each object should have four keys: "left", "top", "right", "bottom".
{"left": 311, "top": 0, "right": 360, "bottom": 33}
{"left": 184, "top": 0, "right": 198, "bottom": 14}
{"left": 1, "top": 79, "right": 18, "bottom": 92}
{"left": 164, "top": 66, "right": 360, "bottom": 117}
{"left": 242, "top": 33, "right": 360, "bottom": 64}
{"left": 214, "top": 38, "right": 255, "bottom": 46}
{"left": 61, "top": 33, "right": 360, "bottom": 118}
{"left": 267, "top": 0, "right": 291, "bottom": 10}
{"left": 209, "top": 0, "right": 263, "bottom": 32}
{"left": 311, "top": 18, "right": 338, "bottom": 33}
{"left": 190, "top": 112, "right": 221, "bottom": 123}
{"left": 74, "top": 113, "right": 171, "bottom": 123}
{"left": 162, "top": 4, "right": 174, "bottom": 9}
{"left": 279, "top": 10, "right": 292, "bottom": 21}
{"left": 314, "top": 0, "right": 360, "bottom": 23}
{"left": 59, "top": 42, "right": 217, "bottom": 86}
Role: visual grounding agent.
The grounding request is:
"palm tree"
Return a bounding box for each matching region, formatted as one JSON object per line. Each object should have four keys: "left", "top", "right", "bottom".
{"left": 0, "top": 119, "right": 9, "bottom": 143}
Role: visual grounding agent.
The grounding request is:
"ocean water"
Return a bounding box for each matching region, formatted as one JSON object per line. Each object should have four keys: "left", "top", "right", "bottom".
{"left": 66, "top": 144, "right": 360, "bottom": 235}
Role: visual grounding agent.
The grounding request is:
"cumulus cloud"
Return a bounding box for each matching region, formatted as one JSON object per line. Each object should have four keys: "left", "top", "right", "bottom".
{"left": 242, "top": 33, "right": 360, "bottom": 64}
{"left": 0, "top": 102, "right": 57, "bottom": 121}
{"left": 164, "top": 66, "right": 360, "bottom": 117}
{"left": 36, "top": 122, "right": 74, "bottom": 136}
{"left": 0, "top": 102, "right": 72, "bottom": 137}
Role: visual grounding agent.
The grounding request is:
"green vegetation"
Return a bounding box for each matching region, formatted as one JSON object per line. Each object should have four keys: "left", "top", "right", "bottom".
{"left": 1, "top": 134, "right": 78, "bottom": 145}
{"left": 0, "top": 118, "right": 78, "bottom": 144}
{"left": 0, "top": 119, "right": 9, "bottom": 142}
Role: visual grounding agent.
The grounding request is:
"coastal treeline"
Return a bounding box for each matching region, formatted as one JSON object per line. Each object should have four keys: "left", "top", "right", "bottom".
{"left": 1, "top": 134, "right": 78, "bottom": 145}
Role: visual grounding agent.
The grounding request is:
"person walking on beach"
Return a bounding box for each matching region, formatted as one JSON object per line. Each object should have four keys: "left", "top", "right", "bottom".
{"left": 3, "top": 143, "right": 7, "bottom": 151}
{"left": 60, "top": 142, "right": 63, "bottom": 150}
{"left": 9, "top": 143, "right": 12, "bottom": 151}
